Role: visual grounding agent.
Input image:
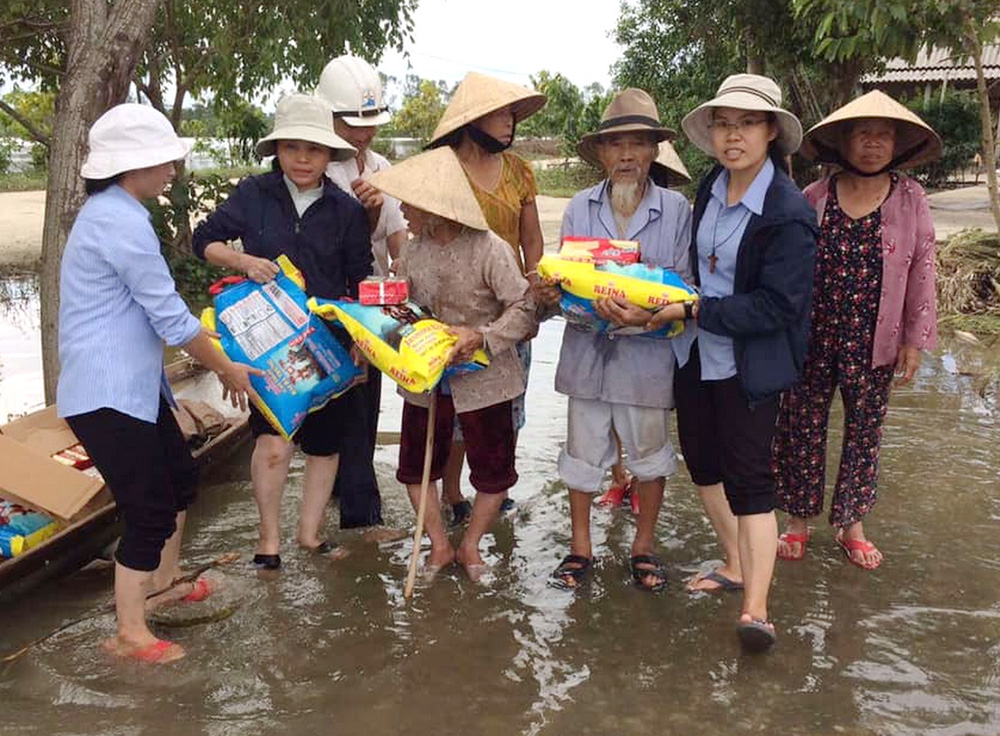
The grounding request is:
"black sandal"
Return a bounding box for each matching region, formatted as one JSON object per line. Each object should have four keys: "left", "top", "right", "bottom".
{"left": 251, "top": 553, "right": 281, "bottom": 570}
{"left": 550, "top": 554, "right": 592, "bottom": 590}
{"left": 630, "top": 554, "right": 668, "bottom": 592}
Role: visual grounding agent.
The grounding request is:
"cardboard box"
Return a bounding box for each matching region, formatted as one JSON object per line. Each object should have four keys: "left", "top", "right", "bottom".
{"left": 358, "top": 277, "right": 409, "bottom": 306}
{"left": 0, "top": 406, "right": 105, "bottom": 521}
{"left": 558, "top": 237, "right": 640, "bottom": 265}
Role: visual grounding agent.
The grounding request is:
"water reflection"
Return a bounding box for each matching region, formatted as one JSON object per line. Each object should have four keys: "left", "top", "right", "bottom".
{"left": 0, "top": 267, "right": 42, "bottom": 422}
{"left": 0, "top": 315, "right": 999, "bottom": 735}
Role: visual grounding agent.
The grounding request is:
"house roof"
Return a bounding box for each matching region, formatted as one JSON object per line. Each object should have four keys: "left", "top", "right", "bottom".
{"left": 863, "top": 45, "right": 1000, "bottom": 83}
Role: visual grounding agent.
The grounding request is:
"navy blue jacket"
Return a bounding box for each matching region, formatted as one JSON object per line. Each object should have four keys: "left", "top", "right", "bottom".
{"left": 192, "top": 170, "right": 372, "bottom": 300}
{"left": 691, "top": 164, "right": 818, "bottom": 405}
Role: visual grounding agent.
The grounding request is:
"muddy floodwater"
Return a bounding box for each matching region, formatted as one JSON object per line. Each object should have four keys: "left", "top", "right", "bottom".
{"left": 1, "top": 274, "right": 999, "bottom": 736}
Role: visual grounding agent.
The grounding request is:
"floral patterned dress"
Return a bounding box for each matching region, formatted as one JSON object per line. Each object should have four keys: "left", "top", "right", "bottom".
{"left": 772, "top": 174, "right": 897, "bottom": 527}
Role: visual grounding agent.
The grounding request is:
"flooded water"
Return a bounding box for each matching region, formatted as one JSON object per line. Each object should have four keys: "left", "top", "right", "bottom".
{"left": 1, "top": 280, "right": 1000, "bottom": 736}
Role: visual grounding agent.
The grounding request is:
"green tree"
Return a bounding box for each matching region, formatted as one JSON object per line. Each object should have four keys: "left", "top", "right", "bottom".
{"left": 392, "top": 79, "right": 447, "bottom": 143}
{"left": 800, "top": 0, "right": 1000, "bottom": 230}
{"left": 518, "top": 71, "right": 583, "bottom": 143}
{"left": 0, "top": 88, "right": 56, "bottom": 143}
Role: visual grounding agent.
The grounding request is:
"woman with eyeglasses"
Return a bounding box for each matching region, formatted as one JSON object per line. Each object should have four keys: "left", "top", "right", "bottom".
{"left": 648, "top": 74, "right": 817, "bottom": 650}
{"left": 772, "top": 91, "right": 939, "bottom": 571}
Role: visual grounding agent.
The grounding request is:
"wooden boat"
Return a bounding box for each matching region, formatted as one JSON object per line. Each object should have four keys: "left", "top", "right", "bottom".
{"left": 0, "top": 359, "right": 250, "bottom": 603}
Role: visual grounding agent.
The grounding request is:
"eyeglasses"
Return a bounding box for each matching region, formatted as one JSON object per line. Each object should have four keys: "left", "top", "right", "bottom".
{"left": 708, "top": 118, "right": 768, "bottom": 134}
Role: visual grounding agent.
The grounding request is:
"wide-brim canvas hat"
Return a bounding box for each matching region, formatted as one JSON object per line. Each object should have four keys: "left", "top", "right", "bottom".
{"left": 368, "top": 147, "right": 489, "bottom": 230}
{"left": 681, "top": 74, "right": 803, "bottom": 156}
{"left": 650, "top": 140, "right": 691, "bottom": 187}
{"left": 256, "top": 93, "right": 356, "bottom": 160}
{"left": 800, "top": 90, "right": 942, "bottom": 169}
{"left": 427, "top": 72, "right": 547, "bottom": 146}
{"left": 577, "top": 88, "right": 675, "bottom": 168}
{"left": 81, "top": 103, "right": 192, "bottom": 179}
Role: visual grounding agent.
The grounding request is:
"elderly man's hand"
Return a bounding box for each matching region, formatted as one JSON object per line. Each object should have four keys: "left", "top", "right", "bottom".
{"left": 594, "top": 296, "right": 651, "bottom": 327}
{"left": 530, "top": 277, "right": 562, "bottom": 307}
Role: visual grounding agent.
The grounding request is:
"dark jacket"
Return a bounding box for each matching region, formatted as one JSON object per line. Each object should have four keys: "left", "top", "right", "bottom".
{"left": 192, "top": 170, "right": 372, "bottom": 299}
{"left": 691, "top": 164, "right": 818, "bottom": 405}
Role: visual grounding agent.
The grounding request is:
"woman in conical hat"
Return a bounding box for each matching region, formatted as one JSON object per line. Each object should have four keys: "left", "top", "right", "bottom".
{"left": 426, "top": 72, "right": 546, "bottom": 524}
{"left": 772, "top": 90, "right": 939, "bottom": 572}
{"left": 369, "top": 147, "right": 538, "bottom": 581}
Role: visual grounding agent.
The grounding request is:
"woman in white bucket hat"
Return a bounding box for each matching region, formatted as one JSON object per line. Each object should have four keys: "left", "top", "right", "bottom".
{"left": 650, "top": 74, "right": 818, "bottom": 651}
{"left": 316, "top": 56, "right": 409, "bottom": 543}
{"left": 193, "top": 93, "right": 375, "bottom": 570}
{"left": 58, "top": 103, "right": 258, "bottom": 664}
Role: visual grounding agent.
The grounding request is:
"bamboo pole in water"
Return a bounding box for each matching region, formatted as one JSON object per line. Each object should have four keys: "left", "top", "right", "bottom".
{"left": 404, "top": 392, "right": 437, "bottom": 598}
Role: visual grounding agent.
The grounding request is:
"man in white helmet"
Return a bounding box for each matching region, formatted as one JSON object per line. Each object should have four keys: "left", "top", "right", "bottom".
{"left": 316, "top": 55, "right": 407, "bottom": 541}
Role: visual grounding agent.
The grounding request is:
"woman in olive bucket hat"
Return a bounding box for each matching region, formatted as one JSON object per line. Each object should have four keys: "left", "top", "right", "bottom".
{"left": 655, "top": 74, "right": 818, "bottom": 651}
{"left": 426, "top": 72, "right": 547, "bottom": 525}
{"left": 772, "top": 90, "right": 939, "bottom": 573}
{"left": 192, "top": 94, "right": 373, "bottom": 571}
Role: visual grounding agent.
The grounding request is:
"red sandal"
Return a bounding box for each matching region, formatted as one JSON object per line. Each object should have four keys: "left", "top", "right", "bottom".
{"left": 835, "top": 532, "right": 882, "bottom": 570}
{"left": 776, "top": 530, "right": 809, "bottom": 561}
{"left": 180, "top": 577, "right": 215, "bottom": 603}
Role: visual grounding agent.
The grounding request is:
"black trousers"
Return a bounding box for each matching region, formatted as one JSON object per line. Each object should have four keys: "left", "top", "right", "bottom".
{"left": 66, "top": 398, "right": 198, "bottom": 571}
{"left": 332, "top": 367, "right": 384, "bottom": 529}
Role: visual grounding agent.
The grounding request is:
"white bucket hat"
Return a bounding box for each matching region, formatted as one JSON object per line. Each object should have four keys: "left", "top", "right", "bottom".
{"left": 316, "top": 56, "right": 391, "bottom": 127}
{"left": 256, "top": 94, "right": 357, "bottom": 160}
{"left": 80, "top": 103, "right": 192, "bottom": 180}
{"left": 682, "top": 74, "right": 803, "bottom": 157}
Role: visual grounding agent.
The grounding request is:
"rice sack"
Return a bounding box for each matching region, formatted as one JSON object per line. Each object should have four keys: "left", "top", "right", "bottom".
{"left": 200, "top": 255, "right": 361, "bottom": 440}
{"left": 309, "top": 298, "right": 489, "bottom": 393}
{"left": 536, "top": 254, "right": 698, "bottom": 339}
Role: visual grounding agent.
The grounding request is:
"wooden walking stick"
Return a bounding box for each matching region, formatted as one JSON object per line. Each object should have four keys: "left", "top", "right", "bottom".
{"left": 404, "top": 392, "right": 438, "bottom": 598}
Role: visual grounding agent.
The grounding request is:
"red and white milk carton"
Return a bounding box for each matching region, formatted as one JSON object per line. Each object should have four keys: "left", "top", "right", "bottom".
{"left": 358, "top": 277, "right": 410, "bottom": 306}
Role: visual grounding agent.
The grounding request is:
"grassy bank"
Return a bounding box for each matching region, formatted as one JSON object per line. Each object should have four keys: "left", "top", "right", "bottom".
{"left": 0, "top": 172, "right": 46, "bottom": 192}
{"left": 937, "top": 229, "right": 1000, "bottom": 334}
{"left": 533, "top": 160, "right": 602, "bottom": 198}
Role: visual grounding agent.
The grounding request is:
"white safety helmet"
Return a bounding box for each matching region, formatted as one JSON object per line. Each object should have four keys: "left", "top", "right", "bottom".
{"left": 315, "top": 55, "right": 391, "bottom": 127}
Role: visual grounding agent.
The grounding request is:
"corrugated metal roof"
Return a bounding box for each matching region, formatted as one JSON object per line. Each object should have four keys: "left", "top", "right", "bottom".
{"left": 863, "top": 44, "right": 1000, "bottom": 83}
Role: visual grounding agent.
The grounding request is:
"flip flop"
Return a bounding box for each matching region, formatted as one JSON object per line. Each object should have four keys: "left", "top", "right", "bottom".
{"left": 777, "top": 530, "right": 810, "bottom": 561}
{"left": 450, "top": 500, "right": 473, "bottom": 527}
{"left": 308, "top": 540, "right": 350, "bottom": 560}
{"left": 180, "top": 577, "right": 215, "bottom": 603}
{"left": 597, "top": 477, "right": 632, "bottom": 507}
{"left": 737, "top": 617, "right": 776, "bottom": 653}
{"left": 835, "top": 532, "right": 882, "bottom": 570}
{"left": 687, "top": 569, "right": 744, "bottom": 593}
{"left": 630, "top": 554, "right": 667, "bottom": 593}
{"left": 550, "top": 554, "right": 592, "bottom": 590}
{"left": 107, "top": 638, "right": 186, "bottom": 664}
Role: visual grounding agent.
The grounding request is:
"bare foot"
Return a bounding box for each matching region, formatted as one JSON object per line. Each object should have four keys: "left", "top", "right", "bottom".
{"left": 362, "top": 527, "right": 409, "bottom": 544}
{"left": 455, "top": 545, "right": 489, "bottom": 582}
{"left": 299, "top": 540, "right": 350, "bottom": 561}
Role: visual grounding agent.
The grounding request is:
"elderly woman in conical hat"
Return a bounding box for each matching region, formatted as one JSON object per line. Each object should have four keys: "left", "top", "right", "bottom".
{"left": 369, "top": 147, "right": 538, "bottom": 581}
{"left": 58, "top": 103, "right": 257, "bottom": 663}
{"left": 192, "top": 93, "right": 374, "bottom": 570}
{"left": 426, "top": 72, "right": 547, "bottom": 524}
{"left": 772, "top": 90, "right": 940, "bottom": 572}
{"left": 658, "top": 74, "right": 818, "bottom": 651}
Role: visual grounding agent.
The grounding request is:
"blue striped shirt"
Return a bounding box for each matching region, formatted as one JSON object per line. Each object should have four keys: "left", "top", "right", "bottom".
{"left": 57, "top": 185, "right": 202, "bottom": 422}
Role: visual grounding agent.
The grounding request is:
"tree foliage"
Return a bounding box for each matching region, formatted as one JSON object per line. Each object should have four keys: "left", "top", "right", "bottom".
{"left": 390, "top": 79, "right": 447, "bottom": 143}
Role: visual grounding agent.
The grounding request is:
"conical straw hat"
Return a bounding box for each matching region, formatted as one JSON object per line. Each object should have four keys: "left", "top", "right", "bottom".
{"left": 650, "top": 140, "right": 691, "bottom": 187}
{"left": 800, "top": 90, "right": 941, "bottom": 169}
{"left": 368, "top": 148, "right": 489, "bottom": 230}
{"left": 428, "top": 72, "right": 547, "bottom": 146}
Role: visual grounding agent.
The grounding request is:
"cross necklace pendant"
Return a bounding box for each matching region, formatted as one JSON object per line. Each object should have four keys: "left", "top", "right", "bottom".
{"left": 709, "top": 208, "right": 751, "bottom": 274}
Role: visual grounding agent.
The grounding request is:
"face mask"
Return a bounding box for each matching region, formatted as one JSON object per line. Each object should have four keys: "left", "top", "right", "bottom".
{"left": 465, "top": 122, "right": 513, "bottom": 154}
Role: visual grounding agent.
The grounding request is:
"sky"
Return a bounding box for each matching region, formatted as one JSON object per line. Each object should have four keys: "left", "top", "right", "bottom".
{"left": 376, "top": 0, "right": 624, "bottom": 100}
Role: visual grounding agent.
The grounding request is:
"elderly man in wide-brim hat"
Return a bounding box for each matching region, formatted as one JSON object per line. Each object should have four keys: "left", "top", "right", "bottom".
{"left": 537, "top": 88, "right": 693, "bottom": 593}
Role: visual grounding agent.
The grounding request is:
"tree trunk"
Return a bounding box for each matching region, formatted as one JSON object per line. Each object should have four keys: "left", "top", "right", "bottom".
{"left": 963, "top": 11, "right": 1000, "bottom": 234}
{"left": 39, "top": 0, "right": 162, "bottom": 403}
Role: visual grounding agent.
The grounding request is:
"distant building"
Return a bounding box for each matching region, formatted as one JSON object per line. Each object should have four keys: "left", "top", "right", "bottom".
{"left": 862, "top": 44, "right": 1000, "bottom": 110}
